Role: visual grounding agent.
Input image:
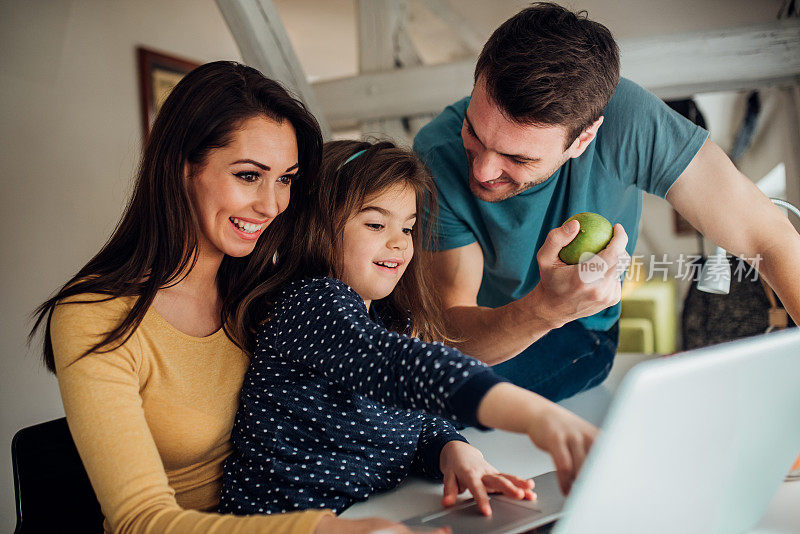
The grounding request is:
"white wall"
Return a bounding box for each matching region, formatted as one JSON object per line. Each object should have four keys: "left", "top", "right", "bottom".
{"left": 0, "top": 1, "right": 241, "bottom": 528}
{"left": 0, "top": 0, "right": 792, "bottom": 528}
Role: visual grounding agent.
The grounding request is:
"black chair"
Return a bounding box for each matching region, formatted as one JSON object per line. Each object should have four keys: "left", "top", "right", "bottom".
{"left": 11, "top": 417, "right": 104, "bottom": 533}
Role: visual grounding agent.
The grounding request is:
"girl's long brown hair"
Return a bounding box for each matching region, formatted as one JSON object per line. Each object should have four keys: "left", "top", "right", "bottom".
{"left": 237, "top": 139, "right": 454, "bottom": 345}
{"left": 30, "top": 61, "right": 322, "bottom": 371}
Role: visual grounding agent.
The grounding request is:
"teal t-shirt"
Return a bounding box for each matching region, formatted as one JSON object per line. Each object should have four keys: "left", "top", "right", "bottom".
{"left": 413, "top": 78, "right": 708, "bottom": 331}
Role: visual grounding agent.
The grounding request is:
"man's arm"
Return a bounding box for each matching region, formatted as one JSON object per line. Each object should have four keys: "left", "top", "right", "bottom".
{"left": 431, "top": 242, "right": 554, "bottom": 363}
{"left": 666, "top": 138, "right": 800, "bottom": 323}
{"left": 432, "top": 224, "right": 629, "bottom": 364}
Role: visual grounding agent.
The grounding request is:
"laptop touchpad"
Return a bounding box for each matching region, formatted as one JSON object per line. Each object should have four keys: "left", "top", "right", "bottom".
{"left": 414, "top": 498, "right": 548, "bottom": 533}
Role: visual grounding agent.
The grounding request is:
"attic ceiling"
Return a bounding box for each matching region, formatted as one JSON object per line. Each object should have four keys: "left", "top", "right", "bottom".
{"left": 273, "top": 0, "right": 785, "bottom": 82}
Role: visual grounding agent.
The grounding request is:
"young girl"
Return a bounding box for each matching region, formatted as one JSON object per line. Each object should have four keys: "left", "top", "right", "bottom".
{"left": 220, "top": 140, "right": 597, "bottom": 518}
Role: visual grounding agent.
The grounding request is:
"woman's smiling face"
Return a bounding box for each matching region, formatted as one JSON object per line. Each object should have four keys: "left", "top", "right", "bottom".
{"left": 187, "top": 115, "right": 299, "bottom": 259}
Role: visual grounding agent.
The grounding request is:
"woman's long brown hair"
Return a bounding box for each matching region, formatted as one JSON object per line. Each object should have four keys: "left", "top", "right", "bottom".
{"left": 237, "top": 140, "right": 454, "bottom": 345}
{"left": 29, "top": 61, "right": 322, "bottom": 371}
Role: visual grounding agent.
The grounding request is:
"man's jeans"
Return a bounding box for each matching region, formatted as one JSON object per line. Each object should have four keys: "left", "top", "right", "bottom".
{"left": 491, "top": 320, "right": 619, "bottom": 402}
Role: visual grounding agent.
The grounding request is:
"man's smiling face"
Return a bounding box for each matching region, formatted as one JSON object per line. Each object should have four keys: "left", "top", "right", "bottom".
{"left": 461, "top": 77, "right": 576, "bottom": 202}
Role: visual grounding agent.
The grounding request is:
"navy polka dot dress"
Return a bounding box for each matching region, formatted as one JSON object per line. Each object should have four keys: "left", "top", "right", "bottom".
{"left": 219, "top": 277, "right": 506, "bottom": 515}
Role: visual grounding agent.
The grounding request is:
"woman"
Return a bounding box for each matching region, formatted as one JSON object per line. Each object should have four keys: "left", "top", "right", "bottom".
{"left": 30, "top": 61, "right": 438, "bottom": 534}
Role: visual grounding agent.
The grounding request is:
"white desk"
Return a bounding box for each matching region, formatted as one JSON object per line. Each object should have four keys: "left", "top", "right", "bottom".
{"left": 342, "top": 353, "right": 800, "bottom": 532}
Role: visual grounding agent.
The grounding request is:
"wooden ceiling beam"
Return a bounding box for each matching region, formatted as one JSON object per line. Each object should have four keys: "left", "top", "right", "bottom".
{"left": 313, "top": 19, "right": 800, "bottom": 129}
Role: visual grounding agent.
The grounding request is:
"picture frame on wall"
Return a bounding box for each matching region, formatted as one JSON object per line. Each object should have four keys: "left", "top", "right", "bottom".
{"left": 137, "top": 47, "right": 200, "bottom": 139}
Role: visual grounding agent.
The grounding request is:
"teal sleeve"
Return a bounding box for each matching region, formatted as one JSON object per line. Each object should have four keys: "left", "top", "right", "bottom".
{"left": 414, "top": 123, "right": 477, "bottom": 252}
{"left": 597, "top": 79, "right": 709, "bottom": 199}
{"left": 429, "top": 189, "right": 477, "bottom": 251}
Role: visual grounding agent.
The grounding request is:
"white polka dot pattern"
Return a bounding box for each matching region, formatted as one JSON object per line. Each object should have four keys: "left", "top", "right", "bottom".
{"left": 218, "top": 277, "right": 506, "bottom": 515}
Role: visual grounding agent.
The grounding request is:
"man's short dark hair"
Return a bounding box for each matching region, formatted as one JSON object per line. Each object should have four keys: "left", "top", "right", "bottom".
{"left": 475, "top": 2, "right": 620, "bottom": 146}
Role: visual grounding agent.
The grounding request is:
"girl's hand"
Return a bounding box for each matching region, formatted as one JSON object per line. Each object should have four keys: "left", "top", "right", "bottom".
{"left": 314, "top": 515, "right": 450, "bottom": 534}
{"left": 476, "top": 383, "right": 599, "bottom": 497}
{"left": 438, "top": 440, "right": 536, "bottom": 516}
{"left": 525, "top": 402, "right": 598, "bottom": 495}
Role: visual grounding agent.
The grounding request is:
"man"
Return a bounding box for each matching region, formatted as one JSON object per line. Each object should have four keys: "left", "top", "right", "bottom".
{"left": 414, "top": 3, "right": 800, "bottom": 401}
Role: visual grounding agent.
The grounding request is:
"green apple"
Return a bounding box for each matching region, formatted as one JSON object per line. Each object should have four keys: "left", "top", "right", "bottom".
{"left": 558, "top": 212, "right": 614, "bottom": 265}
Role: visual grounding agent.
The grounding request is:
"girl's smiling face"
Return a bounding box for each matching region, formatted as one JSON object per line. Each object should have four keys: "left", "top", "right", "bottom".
{"left": 187, "top": 115, "right": 299, "bottom": 260}
{"left": 339, "top": 183, "right": 417, "bottom": 309}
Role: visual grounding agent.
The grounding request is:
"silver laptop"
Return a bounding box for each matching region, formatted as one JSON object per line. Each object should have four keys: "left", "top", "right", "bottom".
{"left": 404, "top": 328, "right": 800, "bottom": 534}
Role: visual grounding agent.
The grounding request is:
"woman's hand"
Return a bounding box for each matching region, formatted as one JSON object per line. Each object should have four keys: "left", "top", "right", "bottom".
{"left": 438, "top": 440, "right": 535, "bottom": 516}
{"left": 314, "top": 514, "right": 450, "bottom": 534}
{"left": 524, "top": 401, "right": 598, "bottom": 495}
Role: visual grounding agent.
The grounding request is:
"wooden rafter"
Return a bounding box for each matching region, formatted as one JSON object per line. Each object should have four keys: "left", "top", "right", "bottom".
{"left": 357, "top": 0, "right": 422, "bottom": 143}
{"left": 216, "top": 0, "right": 332, "bottom": 139}
{"left": 419, "top": 0, "right": 484, "bottom": 54}
{"left": 313, "top": 19, "right": 800, "bottom": 129}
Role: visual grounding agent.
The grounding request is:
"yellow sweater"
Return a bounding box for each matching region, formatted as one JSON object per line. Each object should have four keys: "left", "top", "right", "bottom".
{"left": 50, "top": 294, "right": 331, "bottom": 533}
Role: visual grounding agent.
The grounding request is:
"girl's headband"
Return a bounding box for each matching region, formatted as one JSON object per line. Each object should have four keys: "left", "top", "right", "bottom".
{"left": 341, "top": 149, "right": 367, "bottom": 168}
